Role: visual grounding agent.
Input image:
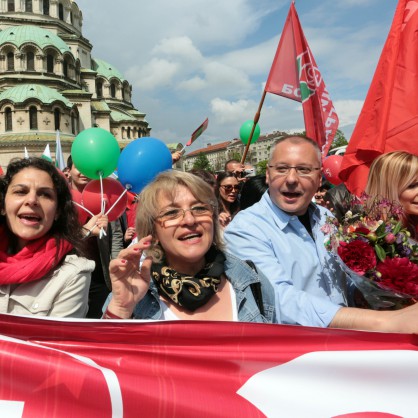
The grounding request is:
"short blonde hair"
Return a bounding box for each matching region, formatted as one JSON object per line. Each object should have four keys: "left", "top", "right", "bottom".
{"left": 365, "top": 151, "right": 418, "bottom": 225}
{"left": 136, "top": 170, "right": 224, "bottom": 262}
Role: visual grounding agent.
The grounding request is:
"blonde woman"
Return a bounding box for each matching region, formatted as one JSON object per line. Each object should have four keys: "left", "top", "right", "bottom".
{"left": 365, "top": 151, "right": 418, "bottom": 236}
{"left": 104, "top": 171, "right": 275, "bottom": 322}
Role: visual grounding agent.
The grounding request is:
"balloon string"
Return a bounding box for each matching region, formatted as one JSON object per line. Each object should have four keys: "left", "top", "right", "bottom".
{"left": 99, "top": 173, "right": 106, "bottom": 239}
{"left": 100, "top": 174, "right": 105, "bottom": 214}
{"left": 72, "top": 201, "right": 94, "bottom": 217}
{"left": 105, "top": 188, "right": 128, "bottom": 217}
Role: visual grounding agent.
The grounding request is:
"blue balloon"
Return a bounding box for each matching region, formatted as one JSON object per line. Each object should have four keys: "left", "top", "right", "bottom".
{"left": 117, "top": 137, "right": 173, "bottom": 193}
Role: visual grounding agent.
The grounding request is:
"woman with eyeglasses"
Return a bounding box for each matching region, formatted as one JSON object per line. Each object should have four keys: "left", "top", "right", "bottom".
{"left": 215, "top": 171, "right": 240, "bottom": 228}
{"left": 103, "top": 171, "right": 275, "bottom": 322}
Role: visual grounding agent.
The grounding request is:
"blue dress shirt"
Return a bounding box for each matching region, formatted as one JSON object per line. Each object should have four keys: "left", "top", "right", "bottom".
{"left": 224, "top": 191, "right": 347, "bottom": 327}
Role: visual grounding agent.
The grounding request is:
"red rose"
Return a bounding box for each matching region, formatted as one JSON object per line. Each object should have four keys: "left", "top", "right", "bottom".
{"left": 377, "top": 257, "right": 418, "bottom": 297}
{"left": 337, "top": 240, "right": 377, "bottom": 275}
{"left": 355, "top": 226, "right": 370, "bottom": 235}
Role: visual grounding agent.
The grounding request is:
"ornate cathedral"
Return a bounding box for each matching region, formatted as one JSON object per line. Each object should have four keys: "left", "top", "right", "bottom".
{"left": 0, "top": 0, "right": 151, "bottom": 171}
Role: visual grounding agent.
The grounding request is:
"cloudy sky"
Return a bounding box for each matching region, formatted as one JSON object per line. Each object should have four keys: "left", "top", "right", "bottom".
{"left": 75, "top": 0, "right": 398, "bottom": 152}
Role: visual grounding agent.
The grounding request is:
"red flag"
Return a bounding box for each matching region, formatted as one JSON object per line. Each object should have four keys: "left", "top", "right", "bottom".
{"left": 265, "top": 2, "right": 339, "bottom": 157}
{"left": 186, "top": 118, "right": 209, "bottom": 146}
{"left": 339, "top": 0, "right": 418, "bottom": 196}
{"left": 0, "top": 315, "right": 418, "bottom": 417}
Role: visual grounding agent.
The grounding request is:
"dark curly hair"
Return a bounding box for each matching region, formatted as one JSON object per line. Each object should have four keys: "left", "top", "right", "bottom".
{"left": 0, "top": 157, "right": 86, "bottom": 256}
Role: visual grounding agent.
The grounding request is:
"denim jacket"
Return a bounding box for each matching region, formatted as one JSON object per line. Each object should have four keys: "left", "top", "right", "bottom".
{"left": 132, "top": 252, "right": 276, "bottom": 323}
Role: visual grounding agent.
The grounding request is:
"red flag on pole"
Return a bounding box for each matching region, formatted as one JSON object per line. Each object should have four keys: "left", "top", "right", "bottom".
{"left": 265, "top": 2, "right": 339, "bottom": 157}
{"left": 186, "top": 118, "right": 209, "bottom": 146}
{"left": 339, "top": 0, "right": 418, "bottom": 196}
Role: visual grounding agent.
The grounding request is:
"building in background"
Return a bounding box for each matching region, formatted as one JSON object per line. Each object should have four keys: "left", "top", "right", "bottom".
{"left": 0, "top": 0, "right": 150, "bottom": 170}
{"left": 183, "top": 131, "right": 285, "bottom": 172}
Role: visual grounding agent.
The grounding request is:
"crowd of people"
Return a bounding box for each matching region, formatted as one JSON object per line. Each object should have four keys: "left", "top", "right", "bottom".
{"left": 1, "top": 135, "right": 418, "bottom": 334}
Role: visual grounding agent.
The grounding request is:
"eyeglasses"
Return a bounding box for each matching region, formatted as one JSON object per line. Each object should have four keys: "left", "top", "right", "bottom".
{"left": 155, "top": 204, "right": 214, "bottom": 225}
{"left": 268, "top": 165, "right": 321, "bottom": 177}
{"left": 220, "top": 184, "right": 240, "bottom": 192}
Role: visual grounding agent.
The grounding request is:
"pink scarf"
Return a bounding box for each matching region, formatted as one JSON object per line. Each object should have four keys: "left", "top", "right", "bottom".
{"left": 0, "top": 227, "right": 73, "bottom": 285}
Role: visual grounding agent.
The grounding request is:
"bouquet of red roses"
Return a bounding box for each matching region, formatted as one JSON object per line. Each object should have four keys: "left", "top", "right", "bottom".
{"left": 322, "top": 195, "right": 418, "bottom": 309}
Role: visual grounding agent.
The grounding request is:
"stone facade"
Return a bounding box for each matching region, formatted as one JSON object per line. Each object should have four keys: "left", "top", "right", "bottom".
{"left": 0, "top": 0, "right": 150, "bottom": 171}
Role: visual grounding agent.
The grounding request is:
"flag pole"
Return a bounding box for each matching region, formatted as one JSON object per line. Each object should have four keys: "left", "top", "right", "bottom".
{"left": 241, "top": 91, "right": 267, "bottom": 164}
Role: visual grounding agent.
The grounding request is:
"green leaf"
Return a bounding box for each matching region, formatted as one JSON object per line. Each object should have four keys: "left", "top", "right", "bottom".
{"left": 392, "top": 221, "right": 402, "bottom": 235}
{"left": 375, "top": 223, "right": 386, "bottom": 236}
{"left": 375, "top": 244, "right": 386, "bottom": 262}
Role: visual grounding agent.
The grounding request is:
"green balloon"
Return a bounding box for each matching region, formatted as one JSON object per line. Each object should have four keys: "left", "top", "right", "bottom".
{"left": 71, "top": 127, "right": 120, "bottom": 179}
{"left": 239, "top": 120, "right": 260, "bottom": 145}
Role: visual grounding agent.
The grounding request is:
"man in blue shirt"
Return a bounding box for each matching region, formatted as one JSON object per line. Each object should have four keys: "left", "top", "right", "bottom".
{"left": 224, "top": 135, "right": 418, "bottom": 332}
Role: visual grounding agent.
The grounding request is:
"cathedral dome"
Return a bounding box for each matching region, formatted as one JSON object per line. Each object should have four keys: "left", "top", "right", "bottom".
{"left": 0, "top": 84, "right": 73, "bottom": 108}
{"left": 0, "top": 25, "right": 72, "bottom": 55}
{"left": 92, "top": 58, "right": 125, "bottom": 82}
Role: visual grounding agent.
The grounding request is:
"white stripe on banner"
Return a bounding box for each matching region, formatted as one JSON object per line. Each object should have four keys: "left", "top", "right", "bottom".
{"left": 238, "top": 350, "right": 418, "bottom": 417}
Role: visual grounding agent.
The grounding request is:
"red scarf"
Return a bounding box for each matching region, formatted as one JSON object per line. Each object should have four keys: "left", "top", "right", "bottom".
{"left": 0, "top": 227, "right": 73, "bottom": 285}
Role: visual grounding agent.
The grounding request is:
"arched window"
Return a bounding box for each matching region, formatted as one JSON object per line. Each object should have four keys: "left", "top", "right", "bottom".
{"left": 29, "top": 106, "right": 38, "bottom": 130}
{"left": 54, "top": 108, "right": 60, "bottom": 130}
{"left": 43, "top": 0, "right": 49, "bottom": 15}
{"left": 46, "top": 54, "right": 54, "bottom": 72}
{"left": 110, "top": 83, "right": 116, "bottom": 98}
{"left": 70, "top": 11, "right": 73, "bottom": 24}
{"left": 25, "top": 0, "right": 32, "bottom": 12}
{"left": 71, "top": 113, "right": 75, "bottom": 134}
{"left": 5, "top": 108, "right": 13, "bottom": 131}
{"left": 59, "top": 3, "right": 64, "bottom": 20}
{"left": 96, "top": 81, "right": 103, "bottom": 98}
{"left": 26, "top": 51, "right": 35, "bottom": 71}
{"left": 7, "top": 0, "right": 15, "bottom": 12}
{"left": 127, "top": 127, "right": 131, "bottom": 139}
{"left": 63, "top": 60, "right": 68, "bottom": 78}
{"left": 7, "top": 52, "right": 14, "bottom": 71}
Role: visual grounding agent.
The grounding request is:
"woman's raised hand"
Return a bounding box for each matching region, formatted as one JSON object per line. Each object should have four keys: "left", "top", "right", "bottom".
{"left": 107, "top": 235, "right": 153, "bottom": 318}
{"left": 83, "top": 213, "right": 109, "bottom": 237}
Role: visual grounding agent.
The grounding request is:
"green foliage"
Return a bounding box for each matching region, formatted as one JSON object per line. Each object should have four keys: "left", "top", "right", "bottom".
{"left": 256, "top": 160, "right": 268, "bottom": 175}
{"left": 330, "top": 129, "right": 348, "bottom": 150}
{"left": 230, "top": 152, "right": 242, "bottom": 162}
{"left": 193, "top": 153, "right": 213, "bottom": 172}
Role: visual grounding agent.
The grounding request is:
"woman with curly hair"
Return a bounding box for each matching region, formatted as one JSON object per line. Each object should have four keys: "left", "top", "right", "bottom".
{"left": 0, "top": 157, "right": 94, "bottom": 317}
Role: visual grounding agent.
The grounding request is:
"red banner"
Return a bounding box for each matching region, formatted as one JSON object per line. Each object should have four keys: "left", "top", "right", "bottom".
{"left": 265, "top": 3, "right": 339, "bottom": 157}
{"left": 340, "top": 0, "right": 418, "bottom": 196}
{"left": 0, "top": 314, "right": 417, "bottom": 417}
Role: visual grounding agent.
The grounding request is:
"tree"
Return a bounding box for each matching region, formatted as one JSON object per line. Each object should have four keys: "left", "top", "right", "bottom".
{"left": 329, "top": 129, "right": 348, "bottom": 150}
{"left": 192, "top": 153, "right": 213, "bottom": 172}
{"left": 229, "top": 151, "right": 242, "bottom": 162}
{"left": 256, "top": 160, "right": 268, "bottom": 175}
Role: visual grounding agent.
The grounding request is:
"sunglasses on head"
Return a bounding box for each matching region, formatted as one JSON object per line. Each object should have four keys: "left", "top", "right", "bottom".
{"left": 221, "top": 185, "right": 240, "bottom": 192}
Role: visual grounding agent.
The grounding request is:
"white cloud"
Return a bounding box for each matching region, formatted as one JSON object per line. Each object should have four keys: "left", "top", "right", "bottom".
{"left": 210, "top": 98, "right": 256, "bottom": 124}
{"left": 178, "top": 76, "right": 207, "bottom": 91}
{"left": 152, "top": 36, "right": 202, "bottom": 63}
{"left": 334, "top": 100, "right": 364, "bottom": 127}
{"left": 126, "top": 59, "right": 179, "bottom": 90}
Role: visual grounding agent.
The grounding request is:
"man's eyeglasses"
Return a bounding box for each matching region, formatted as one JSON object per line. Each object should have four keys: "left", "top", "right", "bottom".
{"left": 155, "top": 204, "right": 214, "bottom": 225}
{"left": 268, "top": 165, "right": 321, "bottom": 177}
{"left": 220, "top": 185, "right": 240, "bottom": 192}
